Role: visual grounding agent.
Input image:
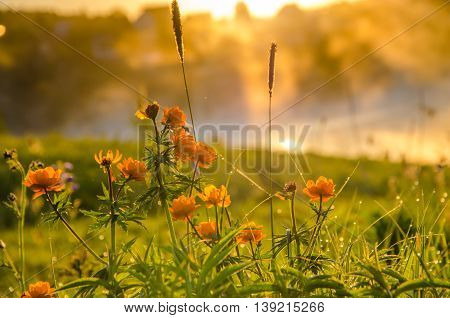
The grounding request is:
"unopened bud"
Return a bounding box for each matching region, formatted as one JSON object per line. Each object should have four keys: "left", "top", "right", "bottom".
{"left": 284, "top": 181, "right": 297, "bottom": 193}
{"left": 3, "top": 149, "right": 17, "bottom": 161}
{"left": 7, "top": 193, "right": 16, "bottom": 202}
{"left": 0, "top": 240, "right": 6, "bottom": 249}
{"left": 145, "top": 102, "right": 160, "bottom": 120}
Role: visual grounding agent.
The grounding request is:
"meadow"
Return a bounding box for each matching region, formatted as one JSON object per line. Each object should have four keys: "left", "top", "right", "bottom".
{"left": 0, "top": 0, "right": 449, "bottom": 298}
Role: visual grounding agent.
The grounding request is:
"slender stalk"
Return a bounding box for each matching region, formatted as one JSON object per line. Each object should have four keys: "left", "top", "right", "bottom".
{"left": 152, "top": 118, "right": 178, "bottom": 248}
{"left": 18, "top": 172, "right": 26, "bottom": 292}
{"left": 188, "top": 160, "right": 199, "bottom": 197}
{"left": 106, "top": 166, "right": 116, "bottom": 262}
{"left": 268, "top": 43, "right": 277, "bottom": 257}
{"left": 45, "top": 192, "right": 106, "bottom": 265}
{"left": 1, "top": 244, "right": 21, "bottom": 287}
{"left": 181, "top": 62, "right": 196, "bottom": 140}
{"left": 214, "top": 206, "right": 220, "bottom": 238}
{"left": 289, "top": 194, "right": 300, "bottom": 256}
{"left": 249, "top": 241, "right": 264, "bottom": 280}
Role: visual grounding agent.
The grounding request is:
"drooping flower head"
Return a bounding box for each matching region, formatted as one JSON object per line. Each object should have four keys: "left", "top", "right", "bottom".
{"left": 198, "top": 185, "right": 231, "bottom": 208}
{"left": 303, "top": 176, "right": 335, "bottom": 202}
{"left": 117, "top": 157, "right": 147, "bottom": 181}
{"left": 94, "top": 150, "right": 122, "bottom": 172}
{"left": 23, "top": 167, "right": 65, "bottom": 199}
{"left": 171, "top": 128, "right": 196, "bottom": 161}
{"left": 21, "top": 281, "right": 55, "bottom": 298}
{"left": 236, "top": 222, "right": 265, "bottom": 245}
{"left": 192, "top": 142, "right": 217, "bottom": 168}
{"left": 169, "top": 195, "right": 199, "bottom": 221}
{"left": 135, "top": 102, "right": 160, "bottom": 121}
{"left": 161, "top": 106, "right": 186, "bottom": 128}
{"left": 195, "top": 221, "right": 218, "bottom": 241}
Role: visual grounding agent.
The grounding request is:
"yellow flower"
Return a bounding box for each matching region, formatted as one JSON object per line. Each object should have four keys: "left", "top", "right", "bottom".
{"left": 117, "top": 157, "right": 147, "bottom": 181}
{"left": 195, "top": 221, "right": 217, "bottom": 241}
{"left": 192, "top": 142, "right": 217, "bottom": 168}
{"left": 135, "top": 102, "right": 160, "bottom": 121}
{"left": 169, "top": 195, "right": 199, "bottom": 221}
{"left": 23, "top": 167, "right": 65, "bottom": 199}
{"left": 198, "top": 185, "right": 231, "bottom": 208}
{"left": 94, "top": 149, "right": 122, "bottom": 169}
{"left": 236, "top": 222, "right": 265, "bottom": 244}
{"left": 171, "top": 129, "right": 196, "bottom": 161}
{"left": 161, "top": 106, "right": 186, "bottom": 128}
{"left": 303, "top": 176, "right": 335, "bottom": 202}
{"left": 21, "top": 281, "right": 55, "bottom": 298}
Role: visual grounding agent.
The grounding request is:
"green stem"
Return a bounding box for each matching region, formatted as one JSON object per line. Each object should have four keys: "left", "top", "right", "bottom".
{"left": 19, "top": 174, "right": 26, "bottom": 292}
{"left": 181, "top": 62, "right": 196, "bottom": 140}
{"left": 290, "top": 195, "right": 300, "bottom": 256}
{"left": 45, "top": 192, "right": 107, "bottom": 265}
{"left": 268, "top": 92, "right": 275, "bottom": 257}
{"left": 250, "top": 241, "right": 264, "bottom": 280}
{"left": 152, "top": 118, "right": 178, "bottom": 248}
{"left": 214, "top": 206, "right": 220, "bottom": 238}
{"left": 106, "top": 166, "right": 116, "bottom": 263}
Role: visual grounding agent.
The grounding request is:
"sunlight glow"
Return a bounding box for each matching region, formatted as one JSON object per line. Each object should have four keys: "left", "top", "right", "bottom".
{"left": 0, "top": 25, "right": 6, "bottom": 38}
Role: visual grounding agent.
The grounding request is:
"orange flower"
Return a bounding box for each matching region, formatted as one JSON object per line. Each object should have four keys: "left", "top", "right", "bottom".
{"left": 198, "top": 185, "right": 231, "bottom": 208}
{"left": 23, "top": 167, "right": 65, "bottom": 199}
{"left": 192, "top": 142, "right": 217, "bottom": 168}
{"left": 135, "top": 102, "right": 160, "bottom": 121}
{"left": 21, "top": 281, "right": 55, "bottom": 298}
{"left": 195, "top": 221, "right": 218, "bottom": 241}
{"left": 169, "top": 195, "right": 199, "bottom": 221}
{"left": 161, "top": 106, "right": 186, "bottom": 128}
{"left": 117, "top": 157, "right": 147, "bottom": 181}
{"left": 303, "top": 176, "right": 335, "bottom": 202}
{"left": 94, "top": 149, "right": 122, "bottom": 170}
{"left": 171, "top": 129, "right": 196, "bottom": 161}
{"left": 236, "top": 222, "right": 265, "bottom": 244}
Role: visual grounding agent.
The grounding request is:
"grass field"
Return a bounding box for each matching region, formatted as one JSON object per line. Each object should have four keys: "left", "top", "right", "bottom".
{"left": 0, "top": 133, "right": 448, "bottom": 297}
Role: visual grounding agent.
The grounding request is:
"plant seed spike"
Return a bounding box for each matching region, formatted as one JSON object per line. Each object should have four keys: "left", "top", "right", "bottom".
{"left": 171, "top": 0, "right": 184, "bottom": 63}
{"left": 268, "top": 42, "right": 277, "bottom": 96}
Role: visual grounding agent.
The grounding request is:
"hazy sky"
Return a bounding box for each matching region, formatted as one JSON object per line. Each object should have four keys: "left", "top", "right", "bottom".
{"left": 1, "top": 0, "right": 350, "bottom": 18}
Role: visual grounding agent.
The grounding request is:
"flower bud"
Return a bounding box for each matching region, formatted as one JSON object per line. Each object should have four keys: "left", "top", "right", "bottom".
{"left": 3, "top": 149, "right": 17, "bottom": 161}
{"left": 145, "top": 102, "right": 160, "bottom": 120}
{"left": 0, "top": 240, "right": 6, "bottom": 249}
{"left": 7, "top": 193, "right": 16, "bottom": 202}
{"left": 284, "top": 181, "right": 297, "bottom": 193}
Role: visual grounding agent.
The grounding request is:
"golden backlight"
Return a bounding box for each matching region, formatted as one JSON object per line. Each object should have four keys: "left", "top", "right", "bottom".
{"left": 181, "top": 0, "right": 344, "bottom": 18}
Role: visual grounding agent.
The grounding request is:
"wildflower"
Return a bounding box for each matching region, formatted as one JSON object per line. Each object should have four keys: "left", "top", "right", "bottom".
{"left": 303, "top": 176, "right": 335, "bottom": 202}
{"left": 192, "top": 142, "right": 217, "bottom": 168}
{"left": 236, "top": 222, "right": 265, "bottom": 244}
{"left": 169, "top": 195, "right": 199, "bottom": 221}
{"left": 7, "top": 192, "right": 16, "bottom": 202}
{"left": 23, "top": 167, "right": 65, "bottom": 199}
{"left": 284, "top": 181, "right": 297, "bottom": 193}
{"left": 195, "top": 221, "right": 217, "bottom": 241}
{"left": 117, "top": 157, "right": 147, "bottom": 181}
{"left": 135, "top": 102, "right": 160, "bottom": 121}
{"left": 198, "top": 185, "right": 231, "bottom": 208}
{"left": 94, "top": 150, "right": 122, "bottom": 171}
{"left": 21, "top": 281, "right": 55, "bottom": 298}
{"left": 3, "top": 149, "right": 16, "bottom": 160}
{"left": 171, "top": 129, "right": 196, "bottom": 161}
{"left": 161, "top": 106, "right": 186, "bottom": 128}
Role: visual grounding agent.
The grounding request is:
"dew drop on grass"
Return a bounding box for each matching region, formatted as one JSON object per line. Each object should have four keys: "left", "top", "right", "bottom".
{"left": 339, "top": 237, "right": 344, "bottom": 242}
{"left": 416, "top": 198, "right": 420, "bottom": 202}
{"left": 276, "top": 208, "right": 282, "bottom": 214}
{"left": 99, "top": 235, "right": 105, "bottom": 240}
{"left": 396, "top": 195, "right": 400, "bottom": 200}
{"left": 443, "top": 192, "right": 448, "bottom": 198}
{"left": 8, "top": 287, "right": 14, "bottom": 293}
{"left": 359, "top": 200, "right": 362, "bottom": 204}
